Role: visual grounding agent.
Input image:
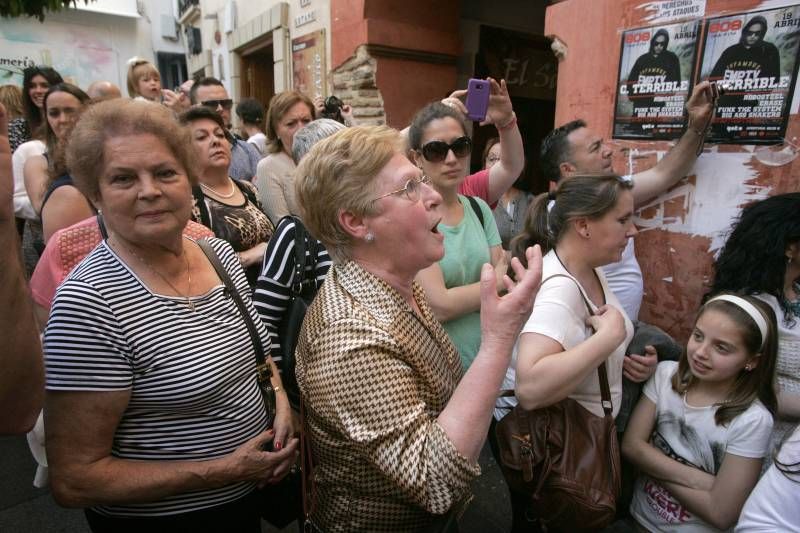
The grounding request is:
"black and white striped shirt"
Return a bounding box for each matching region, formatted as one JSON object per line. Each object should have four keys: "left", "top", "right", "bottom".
{"left": 253, "top": 217, "right": 331, "bottom": 362}
{"left": 44, "top": 238, "right": 269, "bottom": 517}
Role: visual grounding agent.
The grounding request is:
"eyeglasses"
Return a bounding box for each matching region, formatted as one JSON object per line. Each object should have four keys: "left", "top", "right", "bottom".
{"left": 420, "top": 136, "right": 473, "bottom": 163}
{"left": 201, "top": 99, "right": 233, "bottom": 111}
{"left": 371, "top": 175, "right": 431, "bottom": 203}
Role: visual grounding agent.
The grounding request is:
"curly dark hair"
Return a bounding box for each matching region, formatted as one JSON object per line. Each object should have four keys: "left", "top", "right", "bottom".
{"left": 709, "top": 193, "right": 800, "bottom": 326}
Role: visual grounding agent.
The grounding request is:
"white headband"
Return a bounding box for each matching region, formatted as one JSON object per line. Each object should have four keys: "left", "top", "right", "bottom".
{"left": 706, "top": 295, "right": 768, "bottom": 351}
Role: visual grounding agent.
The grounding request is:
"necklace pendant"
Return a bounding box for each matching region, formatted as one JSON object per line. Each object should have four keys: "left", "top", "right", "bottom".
{"left": 187, "top": 299, "right": 196, "bottom": 312}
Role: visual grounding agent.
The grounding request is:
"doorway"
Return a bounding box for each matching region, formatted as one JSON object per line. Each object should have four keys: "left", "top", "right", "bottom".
{"left": 240, "top": 40, "right": 275, "bottom": 111}
{"left": 472, "top": 25, "right": 558, "bottom": 195}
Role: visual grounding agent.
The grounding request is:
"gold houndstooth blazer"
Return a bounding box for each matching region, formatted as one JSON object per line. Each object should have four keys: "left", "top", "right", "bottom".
{"left": 295, "top": 261, "right": 480, "bottom": 532}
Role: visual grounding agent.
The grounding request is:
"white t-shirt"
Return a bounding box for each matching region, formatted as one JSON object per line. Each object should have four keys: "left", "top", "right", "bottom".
{"left": 246, "top": 132, "right": 267, "bottom": 157}
{"left": 736, "top": 424, "right": 800, "bottom": 532}
{"left": 602, "top": 238, "right": 643, "bottom": 321}
{"left": 11, "top": 140, "right": 45, "bottom": 220}
{"left": 495, "top": 250, "right": 634, "bottom": 420}
{"left": 630, "top": 361, "right": 774, "bottom": 532}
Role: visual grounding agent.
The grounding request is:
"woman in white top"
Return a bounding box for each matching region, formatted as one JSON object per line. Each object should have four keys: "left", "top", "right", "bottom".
{"left": 710, "top": 193, "right": 800, "bottom": 464}
{"left": 493, "top": 174, "right": 636, "bottom": 530}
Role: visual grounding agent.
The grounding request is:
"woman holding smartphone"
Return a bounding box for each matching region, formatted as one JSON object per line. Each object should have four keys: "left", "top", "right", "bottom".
{"left": 408, "top": 78, "right": 524, "bottom": 369}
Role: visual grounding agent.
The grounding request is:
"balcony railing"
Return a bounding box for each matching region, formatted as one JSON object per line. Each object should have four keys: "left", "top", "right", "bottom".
{"left": 178, "top": 0, "right": 200, "bottom": 25}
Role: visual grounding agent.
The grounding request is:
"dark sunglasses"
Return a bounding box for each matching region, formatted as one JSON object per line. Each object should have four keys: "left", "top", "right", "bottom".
{"left": 420, "top": 136, "right": 473, "bottom": 162}
{"left": 201, "top": 99, "right": 233, "bottom": 110}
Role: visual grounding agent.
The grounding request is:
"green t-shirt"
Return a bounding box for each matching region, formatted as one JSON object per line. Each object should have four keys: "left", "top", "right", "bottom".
{"left": 438, "top": 195, "right": 501, "bottom": 369}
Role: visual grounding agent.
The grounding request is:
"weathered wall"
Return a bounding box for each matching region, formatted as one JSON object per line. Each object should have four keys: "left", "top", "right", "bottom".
{"left": 546, "top": 0, "right": 800, "bottom": 343}
{"left": 330, "top": 0, "right": 460, "bottom": 128}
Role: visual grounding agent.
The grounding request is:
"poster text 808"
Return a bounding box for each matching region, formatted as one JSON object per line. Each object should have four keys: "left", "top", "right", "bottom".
{"left": 625, "top": 32, "right": 650, "bottom": 43}
{"left": 708, "top": 20, "right": 742, "bottom": 33}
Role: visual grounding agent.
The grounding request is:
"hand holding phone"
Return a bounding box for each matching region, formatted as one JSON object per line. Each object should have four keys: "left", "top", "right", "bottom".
{"left": 465, "top": 78, "right": 490, "bottom": 122}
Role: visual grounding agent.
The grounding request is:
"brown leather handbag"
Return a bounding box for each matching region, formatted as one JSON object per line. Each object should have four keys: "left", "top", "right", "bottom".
{"left": 495, "top": 274, "right": 621, "bottom": 531}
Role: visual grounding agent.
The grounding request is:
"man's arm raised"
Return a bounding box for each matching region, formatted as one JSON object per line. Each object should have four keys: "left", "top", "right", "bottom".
{"left": 631, "top": 81, "right": 714, "bottom": 206}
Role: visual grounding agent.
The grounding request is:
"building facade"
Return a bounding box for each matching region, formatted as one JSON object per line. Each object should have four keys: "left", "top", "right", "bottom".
{"left": 0, "top": 0, "right": 187, "bottom": 94}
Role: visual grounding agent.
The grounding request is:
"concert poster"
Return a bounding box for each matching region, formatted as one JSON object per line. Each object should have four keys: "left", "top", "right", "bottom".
{"left": 613, "top": 20, "right": 701, "bottom": 139}
{"left": 698, "top": 6, "right": 800, "bottom": 143}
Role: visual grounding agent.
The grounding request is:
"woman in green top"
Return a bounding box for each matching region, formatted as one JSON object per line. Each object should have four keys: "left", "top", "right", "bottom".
{"left": 409, "top": 78, "right": 522, "bottom": 369}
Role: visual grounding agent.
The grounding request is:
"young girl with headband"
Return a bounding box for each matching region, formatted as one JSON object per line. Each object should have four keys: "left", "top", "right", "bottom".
{"left": 622, "top": 293, "right": 778, "bottom": 531}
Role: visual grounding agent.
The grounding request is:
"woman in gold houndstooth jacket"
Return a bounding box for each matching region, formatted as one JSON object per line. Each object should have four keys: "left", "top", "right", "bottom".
{"left": 293, "top": 125, "right": 542, "bottom": 532}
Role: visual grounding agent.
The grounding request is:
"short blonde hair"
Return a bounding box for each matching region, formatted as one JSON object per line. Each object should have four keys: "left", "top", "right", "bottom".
{"left": 295, "top": 125, "right": 402, "bottom": 263}
{"left": 0, "top": 85, "right": 24, "bottom": 121}
{"left": 66, "top": 99, "right": 198, "bottom": 202}
{"left": 126, "top": 58, "right": 160, "bottom": 98}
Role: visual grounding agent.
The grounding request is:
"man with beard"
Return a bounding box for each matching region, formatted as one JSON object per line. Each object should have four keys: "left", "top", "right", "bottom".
{"left": 710, "top": 15, "right": 781, "bottom": 109}
{"left": 627, "top": 29, "right": 682, "bottom": 119}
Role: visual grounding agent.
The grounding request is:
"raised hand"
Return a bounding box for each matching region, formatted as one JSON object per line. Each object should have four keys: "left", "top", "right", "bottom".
{"left": 480, "top": 245, "right": 543, "bottom": 353}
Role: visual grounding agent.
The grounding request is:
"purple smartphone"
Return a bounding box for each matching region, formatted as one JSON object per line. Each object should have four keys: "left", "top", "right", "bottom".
{"left": 465, "top": 78, "right": 490, "bottom": 122}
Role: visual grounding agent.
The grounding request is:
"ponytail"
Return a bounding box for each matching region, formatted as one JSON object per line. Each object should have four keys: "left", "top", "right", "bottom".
{"left": 511, "top": 174, "right": 632, "bottom": 269}
{"left": 510, "top": 191, "right": 554, "bottom": 268}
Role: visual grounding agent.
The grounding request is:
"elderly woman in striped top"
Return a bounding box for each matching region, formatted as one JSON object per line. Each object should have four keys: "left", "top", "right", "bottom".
{"left": 43, "top": 99, "right": 296, "bottom": 532}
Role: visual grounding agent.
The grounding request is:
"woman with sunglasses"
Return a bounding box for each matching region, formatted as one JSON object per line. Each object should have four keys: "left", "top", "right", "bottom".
{"left": 408, "top": 78, "right": 524, "bottom": 369}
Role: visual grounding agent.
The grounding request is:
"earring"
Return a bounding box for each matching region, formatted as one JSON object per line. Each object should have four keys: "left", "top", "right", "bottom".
{"left": 365, "top": 232, "right": 375, "bottom": 243}
{"left": 745, "top": 364, "right": 753, "bottom": 371}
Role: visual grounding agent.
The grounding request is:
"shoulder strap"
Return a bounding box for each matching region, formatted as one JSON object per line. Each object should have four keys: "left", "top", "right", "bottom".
{"left": 288, "top": 216, "right": 319, "bottom": 295}
{"left": 499, "top": 273, "right": 613, "bottom": 415}
{"left": 292, "top": 216, "right": 307, "bottom": 294}
{"left": 96, "top": 213, "right": 108, "bottom": 240}
{"left": 466, "top": 195, "right": 484, "bottom": 226}
{"left": 196, "top": 239, "right": 276, "bottom": 422}
{"left": 543, "top": 274, "right": 613, "bottom": 416}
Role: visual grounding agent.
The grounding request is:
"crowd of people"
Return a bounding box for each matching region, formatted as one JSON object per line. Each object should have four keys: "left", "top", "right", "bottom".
{"left": 0, "top": 57, "right": 797, "bottom": 533}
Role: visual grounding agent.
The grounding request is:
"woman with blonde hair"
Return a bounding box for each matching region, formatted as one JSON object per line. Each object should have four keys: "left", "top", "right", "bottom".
{"left": 254, "top": 90, "right": 314, "bottom": 224}
{"left": 293, "top": 124, "right": 543, "bottom": 531}
{"left": 0, "top": 85, "right": 24, "bottom": 121}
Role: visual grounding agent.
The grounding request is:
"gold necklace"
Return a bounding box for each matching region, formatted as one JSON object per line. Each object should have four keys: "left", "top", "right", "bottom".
{"left": 112, "top": 237, "right": 195, "bottom": 312}
{"left": 200, "top": 178, "right": 236, "bottom": 199}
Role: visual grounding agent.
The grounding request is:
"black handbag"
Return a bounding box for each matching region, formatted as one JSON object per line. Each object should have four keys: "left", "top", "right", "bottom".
{"left": 198, "top": 239, "right": 302, "bottom": 529}
{"left": 275, "top": 216, "right": 320, "bottom": 409}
